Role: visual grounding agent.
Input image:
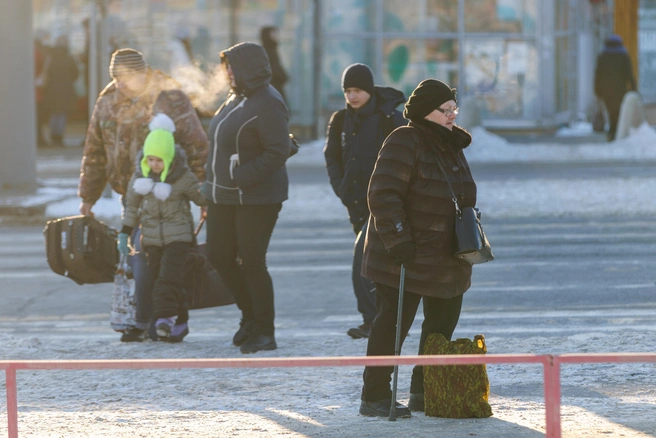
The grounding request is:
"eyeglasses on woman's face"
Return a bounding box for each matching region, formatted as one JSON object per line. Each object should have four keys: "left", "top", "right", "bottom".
{"left": 435, "top": 107, "right": 459, "bottom": 117}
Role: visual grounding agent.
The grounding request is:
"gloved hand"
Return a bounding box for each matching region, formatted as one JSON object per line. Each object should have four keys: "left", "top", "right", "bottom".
{"left": 117, "top": 233, "right": 130, "bottom": 256}
{"left": 389, "top": 241, "right": 416, "bottom": 265}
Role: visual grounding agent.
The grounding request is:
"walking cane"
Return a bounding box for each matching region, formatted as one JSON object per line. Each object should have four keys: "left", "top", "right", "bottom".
{"left": 389, "top": 263, "right": 406, "bottom": 421}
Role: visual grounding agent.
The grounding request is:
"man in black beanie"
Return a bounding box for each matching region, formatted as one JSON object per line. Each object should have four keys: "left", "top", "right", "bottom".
{"left": 323, "top": 63, "right": 406, "bottom": 339}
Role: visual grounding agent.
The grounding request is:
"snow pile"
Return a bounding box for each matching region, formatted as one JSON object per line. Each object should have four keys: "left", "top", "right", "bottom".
{"left": 286, "top": 124, "right": 656, "bottom": 168}
{"left": 466, "top": 123, "right": 656, "bottom": 163}
{"left": 555, "top": 121, "right": 594, "bottom": 137}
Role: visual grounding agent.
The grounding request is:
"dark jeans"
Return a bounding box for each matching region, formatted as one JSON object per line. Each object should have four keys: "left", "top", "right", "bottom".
{"left": 205, "top": 203, "right": 282, "bottom": 336}
{"left": 144, "top": 241, "right": 191, "bottom": 322}
{"left": 353, "top": 221, "right": 376, "bottom": 324}
{"left": 361, "top": 282, "right": 463, "bottom": 401}
{"left": 603, "top": 96, "right": 622, "bottom": 141}
{"left": 127, "top": 228, "right": 154, "bottom": 331}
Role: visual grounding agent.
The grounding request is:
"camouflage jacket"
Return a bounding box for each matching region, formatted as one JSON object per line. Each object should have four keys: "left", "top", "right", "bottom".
{"left": 78, "top": 70, "right": 209, "bottom": 205}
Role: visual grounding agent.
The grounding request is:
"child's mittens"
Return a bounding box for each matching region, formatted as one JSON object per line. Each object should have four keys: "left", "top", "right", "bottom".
{"left": 117, "top": 233, "right": 130, "bottom": 256}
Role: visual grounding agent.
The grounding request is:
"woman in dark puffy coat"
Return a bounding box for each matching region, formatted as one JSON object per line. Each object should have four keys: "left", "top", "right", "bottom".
{"left": 203, "top": 42, "right": 290, "bottom": 354}
{"left": 359, "top": 79, "right": 477, "bottom": 418}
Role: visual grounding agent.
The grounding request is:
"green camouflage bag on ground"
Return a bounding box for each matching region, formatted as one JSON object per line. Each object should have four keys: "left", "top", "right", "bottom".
{"left": 423, "top": 333, "right": 493, "bottom": 418}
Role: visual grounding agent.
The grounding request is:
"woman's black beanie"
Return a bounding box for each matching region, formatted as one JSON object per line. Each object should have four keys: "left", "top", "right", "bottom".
{"left": 403, "top": 79, "right": 456, "bottom": 120}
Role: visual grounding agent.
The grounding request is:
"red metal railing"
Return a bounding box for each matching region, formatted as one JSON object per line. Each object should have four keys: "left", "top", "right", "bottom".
{"left": 2, "top": 353, "right": 655, "bottom": 438}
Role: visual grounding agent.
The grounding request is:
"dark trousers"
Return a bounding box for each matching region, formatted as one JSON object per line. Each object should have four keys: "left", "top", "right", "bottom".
{"left": 603, "top": 96, "right": 622, "bottom": 141}
{"left": 353, "top": 221, "right": 377, "bottom": 324}
{"left": 205, "top": 203, "right": 281, "bottom": 336}
{"left": 361, "top": 282, "right": 463, "bottom": 401}
{"left": 128, "top": 228, "right": 154, "bottom": 331}
{"left": 144, "top": 242, "right": 191, "bottom": 323}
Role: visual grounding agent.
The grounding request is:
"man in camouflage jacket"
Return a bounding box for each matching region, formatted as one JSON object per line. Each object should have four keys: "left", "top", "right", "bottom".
{"left": 78, "top": 48, "right": 209, "bottom": 342}
{"left": 78, "top": 48, "right": 208, "bottom": 212}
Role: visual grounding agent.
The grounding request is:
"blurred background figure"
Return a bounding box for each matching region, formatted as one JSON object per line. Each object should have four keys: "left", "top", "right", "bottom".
{"left": 43, "top": 35, "right": 79, "bottom": 148}
{"left": 260, "top": 26, "right": 288, "bottom": 103}
{"left": 594, "top": 34, "right": 636, "bottom": 142}
{"left": 169, "top": 27, "right": 195, "bottom": 77}
{"left": 34, "top": 30, "right": 50, "bottom": 148}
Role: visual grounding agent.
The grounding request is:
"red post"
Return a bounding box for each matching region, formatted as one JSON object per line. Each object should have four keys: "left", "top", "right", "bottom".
{"left": 6, "top": 367, "right": 18, "bottom": 438}
{"left": 543, "top": 356, "right": 561, "bottom": 438}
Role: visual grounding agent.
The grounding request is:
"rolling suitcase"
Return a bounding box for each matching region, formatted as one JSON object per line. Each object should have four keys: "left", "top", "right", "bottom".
{"left": 44, "top": 215, "right": 119, "bottom": 285}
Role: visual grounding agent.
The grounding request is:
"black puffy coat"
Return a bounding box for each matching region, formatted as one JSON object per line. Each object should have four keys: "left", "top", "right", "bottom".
{"left": 362, "top": 120, "right": 476, "bottom": 298}
{"left": 203, "top": 42, "right": 289, "bottom": 206}
{"left": 324, "top": 86, "right": 406, "bottom": 227}
{"left": 594, "top": 38, "right": 636, "bottom": 104}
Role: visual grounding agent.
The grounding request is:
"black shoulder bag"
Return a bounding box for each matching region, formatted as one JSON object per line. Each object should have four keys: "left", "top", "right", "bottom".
{"left": 433, "top": 156, "right": 494, "bottom": 265}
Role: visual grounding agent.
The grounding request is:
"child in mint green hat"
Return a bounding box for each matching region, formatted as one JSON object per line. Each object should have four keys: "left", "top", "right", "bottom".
{"left": 119, "top": 113, "right": 207, "bottom": 342}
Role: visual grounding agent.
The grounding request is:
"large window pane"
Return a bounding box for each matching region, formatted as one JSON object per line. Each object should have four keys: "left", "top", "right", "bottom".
{"left": 464, "top": 0, "right": 537, "bottom": 34}
{"left": 463, "top": 38, "right": 538, "bottom": 119}
{"left": 322, "top": 38, "right": 376, "bottom": 111}
{"left": 555, "top": 36, "right": 572, "bottom": 113}
{"left": 324, "top": 0, "right": 376, "bottom": 32}
{"left": 383, "top": 0, "right": 422, "bottom": 32}
{"left": 639, "top": 0, "right": 656, "bottom": 103}
{"left": 426, "top": 0, "right": 459, "bottom": 33}
{"left": 383, "top": 0, "right": 458, "bottom": 33}
{"left": 382, "top": 38, "right": 459, "bottom": 98}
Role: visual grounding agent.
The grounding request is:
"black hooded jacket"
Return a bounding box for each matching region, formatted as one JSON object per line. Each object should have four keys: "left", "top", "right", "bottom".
{"left": 203, "top": 42, "right": 290, "bottom": 205}
{"left": 594, "top": 38, "right": 636, "bottom": 103}
{"left": 260, "top": 27, "right": 288, "bottom": 99}
{"left": 324, "top": 86, "right": 406, "bottom": 226}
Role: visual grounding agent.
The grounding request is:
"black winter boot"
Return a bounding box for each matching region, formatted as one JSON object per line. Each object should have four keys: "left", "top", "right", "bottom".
{"left": 233, "top": 320, "right": 253, "bottom": 346}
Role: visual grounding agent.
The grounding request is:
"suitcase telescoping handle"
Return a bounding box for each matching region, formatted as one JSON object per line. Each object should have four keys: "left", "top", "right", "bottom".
{"left": 389, "top": 263, "right": 406, "bottom": 421}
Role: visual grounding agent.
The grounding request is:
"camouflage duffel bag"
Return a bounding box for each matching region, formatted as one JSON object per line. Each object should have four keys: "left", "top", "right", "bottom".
{"left": 423, "top": 333, "right": 493, "bottom": 418}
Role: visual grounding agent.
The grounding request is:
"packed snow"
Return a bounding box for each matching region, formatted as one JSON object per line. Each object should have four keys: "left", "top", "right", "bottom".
{"left": 3, "top": 124, "right": 656, "bottom": 437}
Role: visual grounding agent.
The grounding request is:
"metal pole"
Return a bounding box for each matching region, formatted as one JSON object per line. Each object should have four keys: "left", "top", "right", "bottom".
{"left": 6, "top": 367, "right": 18, "bottom": 438}
{"left": 312, "top": 0, "right": 322, "bottom": 140}
{"left": 389, "top": 264, "right": 406, "bottom": 421}
{"left": 0, "top": 0, "right": 36, "bottom": 189}
{"left": 88, "top": 2, "right": 98, "bottom": 122}
{"left": 230, "top": 0, "right": 239, "bottom": 46}
{"left": 544, "top": 356, "right": 562, "bottom": 438}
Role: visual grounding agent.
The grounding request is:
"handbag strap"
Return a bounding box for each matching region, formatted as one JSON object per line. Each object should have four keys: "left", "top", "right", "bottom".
{"left": 412, "top": 127, "right": 461, "bottom": 214}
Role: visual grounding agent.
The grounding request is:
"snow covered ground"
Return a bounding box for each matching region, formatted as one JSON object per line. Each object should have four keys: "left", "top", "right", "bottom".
{"left": 2, "top": 123, "right": 655, "bottom": 437}
{"left": 45, "top": 122, "right": 656, "bottom": 225}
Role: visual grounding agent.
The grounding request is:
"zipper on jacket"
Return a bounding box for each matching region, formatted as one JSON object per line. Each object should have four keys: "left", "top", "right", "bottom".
{"left": 232, "top": 116, "right": 257, "bottom": 207}
{"left": 211, "top": 98, "right": 247, "bottom": 203}
{"left": 158, "top": 202, "right": 165, "bottom": 246}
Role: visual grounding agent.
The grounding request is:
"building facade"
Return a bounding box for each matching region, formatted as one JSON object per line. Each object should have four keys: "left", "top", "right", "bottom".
{"left": 33, "top": 0, "right": 617, "bottom": 135}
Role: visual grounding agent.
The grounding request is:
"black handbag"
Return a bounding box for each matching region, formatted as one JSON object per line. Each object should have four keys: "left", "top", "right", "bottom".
{"left": 184, "top": 218, "right": 235, "bottom": 310}
{"left": 434, "top": 157, "right": 494, "bottom": 265}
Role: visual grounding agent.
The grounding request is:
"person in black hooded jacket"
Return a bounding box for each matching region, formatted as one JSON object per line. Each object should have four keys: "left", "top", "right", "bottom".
{"left": 594, "top": 34, "right": 636, "bottom": 141}
{"left": 324, "top": 63, "right": 406, "bottom": 340}
{"left": 260, "top": 26, "right": 288, "bottom": 103}
{"left": 203, "top": 42, "right": 290, "bottom": 354}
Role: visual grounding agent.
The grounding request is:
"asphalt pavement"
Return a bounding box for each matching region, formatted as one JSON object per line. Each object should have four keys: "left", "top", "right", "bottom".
{"left": 1, "top": 141, "right": 655, "bottom": 436}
